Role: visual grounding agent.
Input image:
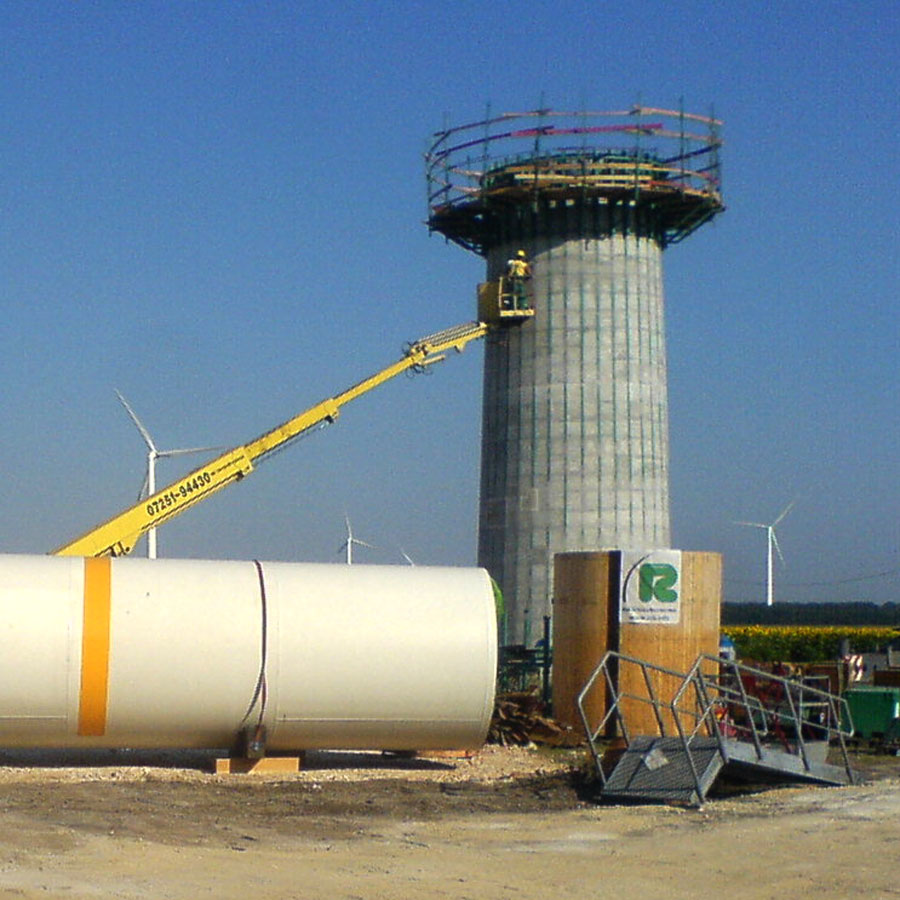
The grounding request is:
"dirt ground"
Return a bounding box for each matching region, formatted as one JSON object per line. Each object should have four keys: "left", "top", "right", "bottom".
{"left": 0, "top": 745, "right": 897, "bottom": 899}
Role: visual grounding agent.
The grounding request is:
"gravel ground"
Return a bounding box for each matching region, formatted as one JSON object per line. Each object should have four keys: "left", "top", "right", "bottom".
{"left": 0, "top": 745, "right": 896, "bottom": 899}
{"left": 0, "top": 743, "right": 579, "bottom": 784}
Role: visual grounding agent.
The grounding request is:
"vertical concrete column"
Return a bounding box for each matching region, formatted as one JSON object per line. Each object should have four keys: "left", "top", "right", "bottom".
{"left": 478, "top": 224, "right": 671, "bottom": 645}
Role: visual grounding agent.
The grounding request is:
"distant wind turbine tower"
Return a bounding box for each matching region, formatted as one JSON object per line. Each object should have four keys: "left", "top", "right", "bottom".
{"left": 736, "top": 500, "right": 795, "bottom": 606}
{"left": 338, "top": 515, "right": 375, "bottom": 565}
{"left": 115, "top": 390, "right": 220, "bottom": 559}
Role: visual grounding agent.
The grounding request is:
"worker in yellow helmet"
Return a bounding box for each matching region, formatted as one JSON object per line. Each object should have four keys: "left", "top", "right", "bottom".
{"left": 505, "top": 249, "right": 532, "bottom": 310}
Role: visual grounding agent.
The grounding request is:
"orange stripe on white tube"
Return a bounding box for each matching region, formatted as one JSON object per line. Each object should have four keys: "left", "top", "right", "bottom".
{"left": 78, "top": 557, "right": 111, "bottom": 736}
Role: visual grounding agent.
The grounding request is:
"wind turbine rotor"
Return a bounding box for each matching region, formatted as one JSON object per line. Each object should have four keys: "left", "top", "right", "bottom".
{"left": 115, "top": 390, "right": 222, "bottom": 559}
{"left": 158, "top": 445, "right": 223, "bottom": 459}
{"left": 735, "top": 499, "right": 796, "bottom": 606}
{"left": 115, "top": 390, "right": 157, "bottom": 453}
{"left": 339, "top": 515, "right": 376, "bottom": 564}
{"left": 773, "top": 499, "right": 796, "bottom": 527}
{"left": 771, "top": 528, "right": 785, "bottom": 565}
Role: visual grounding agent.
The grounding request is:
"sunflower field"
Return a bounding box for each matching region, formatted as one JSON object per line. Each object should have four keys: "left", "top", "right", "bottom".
{"left": 724, "top": 625, "right": 900, "bottom": 662}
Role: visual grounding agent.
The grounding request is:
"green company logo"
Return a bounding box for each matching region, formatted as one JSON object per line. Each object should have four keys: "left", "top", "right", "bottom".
{"left": 638, "top": 563, "right": 679, "bottom": 604}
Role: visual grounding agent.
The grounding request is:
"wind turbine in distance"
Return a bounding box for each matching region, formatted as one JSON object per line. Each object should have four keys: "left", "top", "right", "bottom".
{"left": 337, "top": 515, "right": 375, "bottom": 564}
{"left": 735, "top": 499, "right": 796, "bottom": 607}
{"left": 115, "top": 390, "right": 221, "bottom": 560}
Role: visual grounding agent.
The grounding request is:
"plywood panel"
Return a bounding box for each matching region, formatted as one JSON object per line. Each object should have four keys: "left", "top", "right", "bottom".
{"left": 551, "top": 552, "right": 618, "bottom": 731}
{"left": 551, "top": 551, "right": 722, "bottom": 738}
{"left": 619, "top": 553, "right": 722, "bottom": 735}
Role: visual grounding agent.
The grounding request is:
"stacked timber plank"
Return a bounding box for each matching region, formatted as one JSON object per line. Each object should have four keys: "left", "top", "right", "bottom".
{"left": 489, "top": 691, "right": 580, "bottom": 747}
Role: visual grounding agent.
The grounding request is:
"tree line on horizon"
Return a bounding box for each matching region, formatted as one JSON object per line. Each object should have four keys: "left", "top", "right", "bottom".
{"left": 722, "top": 602, "right": 900, "bottom": 627}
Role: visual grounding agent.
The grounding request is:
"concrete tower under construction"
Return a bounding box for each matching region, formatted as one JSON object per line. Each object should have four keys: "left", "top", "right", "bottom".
{"left": 426, "top": 105, "right": 724, "bottom": 644}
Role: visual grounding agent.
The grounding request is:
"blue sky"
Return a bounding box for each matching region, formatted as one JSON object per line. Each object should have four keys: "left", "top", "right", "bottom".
{"left": 1, "top": 1, "right": 896, "bottom": 604}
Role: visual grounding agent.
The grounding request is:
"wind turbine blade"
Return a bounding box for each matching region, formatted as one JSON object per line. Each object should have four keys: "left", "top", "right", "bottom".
{"left": 771, "top": 529, "right": 786, "bottom": 565}
{"left": 773, "top": 499, "right": 796, "bottom": 526}
{"left": 157, "top": 445, "right": 223, "bottom": 458}
{"left": 399, "top": 547, "right": 415, "bottom": 566}
{"left": 734, "top": 520, "right": 767, "bottom": 529}
{"left": 115, "top": 390, "right": 157, "bottom": 453}
{"left": 353, "top": 539, "right": 376, "bottom": 550}
{"left": 137, "top": 473, "right": 149, "bottom": 502}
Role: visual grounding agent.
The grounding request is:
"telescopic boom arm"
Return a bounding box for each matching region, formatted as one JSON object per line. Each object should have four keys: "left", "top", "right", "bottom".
{"left": 52, "top": 320, "right": 490, "bottom": 558}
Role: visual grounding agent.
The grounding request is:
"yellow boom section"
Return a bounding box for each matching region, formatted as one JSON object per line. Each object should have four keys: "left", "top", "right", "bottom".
{"left": 53, "top": 320, "right": 489, "bottom": 558}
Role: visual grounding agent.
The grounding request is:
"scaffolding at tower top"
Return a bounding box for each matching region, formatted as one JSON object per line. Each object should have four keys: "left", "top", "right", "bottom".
{"left": 426, "top": 105, "right": 724, "bottom": 254}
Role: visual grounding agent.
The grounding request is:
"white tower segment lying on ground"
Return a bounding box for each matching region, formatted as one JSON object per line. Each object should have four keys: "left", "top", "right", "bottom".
{"left": 0, "top": 554, "right": 497, "bottom": 752}
{"left": 427, "top": 105, "right": 724, "bottom": 643}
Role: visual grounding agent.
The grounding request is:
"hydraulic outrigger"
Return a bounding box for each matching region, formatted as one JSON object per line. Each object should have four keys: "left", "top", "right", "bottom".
{"left": 53, "top": 281, "right": 533, "bottom": 558}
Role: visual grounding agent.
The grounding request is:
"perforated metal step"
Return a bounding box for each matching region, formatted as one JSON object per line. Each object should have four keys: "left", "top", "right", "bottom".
{"left": 601, "top": 736, "right": 725, "bottom": 806}
{"left": 721, "top": 739, "right": 855, "bottom": 787}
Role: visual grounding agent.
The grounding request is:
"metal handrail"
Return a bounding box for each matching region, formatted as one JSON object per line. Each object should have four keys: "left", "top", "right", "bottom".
{"left": 577, "top": 651, "right": 715, "bottom": 792}
{"left": 578, "top": 650, "right": 858, "bottom": 793}
{"left": 686, "top": 655, "right": 856, "bottom": 783}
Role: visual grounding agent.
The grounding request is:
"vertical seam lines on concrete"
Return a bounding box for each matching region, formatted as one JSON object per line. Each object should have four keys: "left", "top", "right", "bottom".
{"left": 479, "top": 201, "right": 673, "bottom": 641}
{"left": 596, "top": 211, "right": 606, "bottom": 547}
{"left": 582, "top": 206, "right": 589, "bottom": 542}
{"left": 653, "top": 243, "right": 669, "bottom": 543}
{"left": 610, "top": 213, "right": 619, "bottom": 534}
{"left": 637, "top": 234, "right": 648, "bottom": 541}
{"left": 654, "top": 238, "right": 665, "bottom": 542}
{"left": 652, "top": 250, "right": 658, "bottom": 542}
{"left": 623, "top": 207, "right": 635, "bottom": 541}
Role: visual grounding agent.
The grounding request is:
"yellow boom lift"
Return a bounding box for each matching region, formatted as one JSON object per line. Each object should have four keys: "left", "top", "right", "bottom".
{"left": 53, "top": 280, "right": 533, "bottom": 558}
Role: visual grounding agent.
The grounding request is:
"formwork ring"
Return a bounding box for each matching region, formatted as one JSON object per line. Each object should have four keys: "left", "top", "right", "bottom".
{"left": 425, "top": 105, "right": 724, "bottom": 253}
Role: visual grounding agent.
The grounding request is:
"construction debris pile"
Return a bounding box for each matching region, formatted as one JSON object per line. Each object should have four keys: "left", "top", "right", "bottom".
{"left": 488, "top": 691, "right": 581, "bottom": 747}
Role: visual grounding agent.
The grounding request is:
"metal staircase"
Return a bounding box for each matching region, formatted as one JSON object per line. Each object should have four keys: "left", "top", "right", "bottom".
{"left": 578, "top": 652, "right": 857, "bottom": 806}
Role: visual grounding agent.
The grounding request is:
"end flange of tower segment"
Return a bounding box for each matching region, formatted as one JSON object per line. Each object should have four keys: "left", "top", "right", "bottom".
{"left": 426, "top": 105, "right": 723, "bottom": 254}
